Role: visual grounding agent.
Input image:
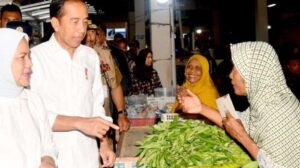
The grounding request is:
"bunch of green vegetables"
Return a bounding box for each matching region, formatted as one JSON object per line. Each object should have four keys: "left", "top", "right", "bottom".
{"left": 137, "top": 119, "right": 255, "bottom": 168}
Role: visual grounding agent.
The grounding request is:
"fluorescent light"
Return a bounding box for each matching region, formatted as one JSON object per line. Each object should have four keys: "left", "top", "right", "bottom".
{"left": 268, "top": 3, "right": 276, "bottom": 8}
{"left": 22, "top": 16, "right": 35, "bottom": 21}
{"left": 32, "top": 9, "right": 49, "bottom": 16}
{"left": 21, "top": 4, "right": 50, "bottom": 12}
{"left": 38, "top": 14, "right": 50, "bottom": 20}
{"left": 157, "top": 0, "right": 169, "bottom": 4}
{"left": 20, "top": 1, "right": 50, "bottom": 9}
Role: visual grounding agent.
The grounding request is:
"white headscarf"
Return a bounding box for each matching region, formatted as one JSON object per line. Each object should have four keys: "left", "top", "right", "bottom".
{"left": 0, "top": 28, "right": 28, "bottom": 98}
{"left": 231, "top": 41, "right": 300, "bottom": 167}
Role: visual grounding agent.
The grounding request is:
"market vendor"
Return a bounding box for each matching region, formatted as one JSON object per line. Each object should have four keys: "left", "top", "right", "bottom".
{"left": 178, "top": 41, "right": 300, "bottom": 167}
{"left": 171, "top": 54, "right": 219, "bottom": 112}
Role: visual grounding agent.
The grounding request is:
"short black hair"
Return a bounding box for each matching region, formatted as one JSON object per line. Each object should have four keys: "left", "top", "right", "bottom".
{"left": 116, "top": 37, "right": 128, "bottom": 45}
{"left": 0, "top": 4, "right": 22, "bottom": 19}
{"left": 50, "top": 0, "right": 84, "bottom": 19}
{"left": 114, "top": 33, "right": 125, "bottom": 42}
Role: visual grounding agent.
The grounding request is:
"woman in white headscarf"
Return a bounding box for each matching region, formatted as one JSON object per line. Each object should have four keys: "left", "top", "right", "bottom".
{"left": 178, "top": 41, "right": 300, "bottom": 168}
{"left": 0, "top": 28, "right": 57, "bottom": 167}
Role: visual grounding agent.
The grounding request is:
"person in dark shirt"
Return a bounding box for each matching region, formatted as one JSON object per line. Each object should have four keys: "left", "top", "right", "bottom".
{"left": 108, "top": 34, "right": 132, "bottom": 96}
{"left": 128, "top": 48, "right": 162, "bottom": 96}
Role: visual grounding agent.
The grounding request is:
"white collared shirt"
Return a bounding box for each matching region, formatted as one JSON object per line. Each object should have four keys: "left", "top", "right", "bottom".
{"left": 30, "top": 34, "right": 111, "bottom": 168}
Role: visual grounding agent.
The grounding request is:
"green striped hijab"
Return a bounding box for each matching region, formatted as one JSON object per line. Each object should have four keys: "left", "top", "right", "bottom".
{"left": 231, "top": 41, "right": 300, "bottom": 167}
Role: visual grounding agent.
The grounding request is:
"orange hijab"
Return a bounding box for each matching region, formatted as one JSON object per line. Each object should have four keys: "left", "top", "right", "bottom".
{"left": 172, "top": 54, "right": 219, "bottom": 112}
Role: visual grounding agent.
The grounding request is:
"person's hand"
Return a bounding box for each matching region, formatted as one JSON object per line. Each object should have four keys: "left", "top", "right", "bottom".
{"left": 100, "top": 141, "right": 116, "bottom": 167}
{"left": 118, "top": 114, "right": 130, "bottom": 132}
{"left": 39, "top": 156, "right": 55, "bottom": 168}
{"left": 175, "top": 85, "right": 185, "bottom": 110}
{"left": 222, "top": 113, "right": 247, "bottom": 141}
{"left": 76, "top": 117, "right": 119, "bottom": 139}
{"left": 176, "top": 85, "right": 183, "bottom": 95}
{"left": 178, "top": 89, "right": 202, "bottom": 113}
{"left": 222, "top": 113, "right": 260, "bottom": 159}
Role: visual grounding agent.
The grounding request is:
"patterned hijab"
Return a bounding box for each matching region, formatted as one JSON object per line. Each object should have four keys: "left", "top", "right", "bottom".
{"left": 0, "top": 28, "right": 28, "bottom": 98}
{"left": 172, "top": 54, "right": 219, "bottom": 112}
{"left": 231, "top": 41, "right": 300, "bottom": 167}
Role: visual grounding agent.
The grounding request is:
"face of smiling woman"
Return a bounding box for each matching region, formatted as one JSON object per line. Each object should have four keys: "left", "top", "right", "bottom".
{"left": 185, "top": 58, "right": 202, "bottom": 84}
{"left": 11, "top": 38, "right": 32, "bottom": 87}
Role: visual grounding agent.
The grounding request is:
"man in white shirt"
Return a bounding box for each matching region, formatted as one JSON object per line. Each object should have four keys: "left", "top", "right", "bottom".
{"left": 30, "top": 0, "right": 119, "bottom": 167}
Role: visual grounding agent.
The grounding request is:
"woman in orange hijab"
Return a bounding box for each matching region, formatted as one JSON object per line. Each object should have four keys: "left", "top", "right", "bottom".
{"left": 172, "top": 54, "right": 219, "bottom": 112}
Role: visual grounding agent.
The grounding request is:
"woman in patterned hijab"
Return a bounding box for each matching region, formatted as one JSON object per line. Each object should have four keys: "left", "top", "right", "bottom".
{"left": 178, "top": 41, "right": 300, "bottom": 167}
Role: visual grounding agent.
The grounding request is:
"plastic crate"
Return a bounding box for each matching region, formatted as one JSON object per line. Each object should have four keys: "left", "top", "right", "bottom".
{"left": 128, "top": 118, "right": 156, "bottom": 126}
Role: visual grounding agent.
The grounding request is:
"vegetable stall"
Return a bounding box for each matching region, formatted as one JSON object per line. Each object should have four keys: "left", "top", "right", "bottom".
{"left": 136, "top": 118, "right": 257, "bottom": 168}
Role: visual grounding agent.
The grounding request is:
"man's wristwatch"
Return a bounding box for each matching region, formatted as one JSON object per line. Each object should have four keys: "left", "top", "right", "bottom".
{"left": 118, "top": 110, "right": 128, "bottom": 116}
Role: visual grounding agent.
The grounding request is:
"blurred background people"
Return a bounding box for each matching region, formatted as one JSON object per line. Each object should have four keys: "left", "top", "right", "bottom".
{"left": 0, "top": 4, "right": 22, "bottom": 28}
{"left": 91, "top": 22, "right": 130, "bottom": 132}
{"left": 6, "top": 21, "right": 33, "bottom": 46}
{"left": 6, "top": 21, "right": 32, "bottom": 37}
{"left": 84, "top": 21, "right": 97, "bottom": 48}
{"left": 128, "top": 48, "right": 162, "bottom": 96}
{"left": 108, "top": 33, "right": 132, "bottom": 96}
{"left": 83, "top": 22, "right": 130, "bottom": 151}
{"left": 127, "top": 40, "right": 140, "bottom": 72}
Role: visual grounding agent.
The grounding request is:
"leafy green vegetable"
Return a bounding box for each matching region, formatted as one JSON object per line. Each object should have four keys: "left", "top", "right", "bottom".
{"left": 137, "top": 118, "right": 253, "bottom": 168}
{"left": 242, "top": 161, "right": 258, "bottom": 168}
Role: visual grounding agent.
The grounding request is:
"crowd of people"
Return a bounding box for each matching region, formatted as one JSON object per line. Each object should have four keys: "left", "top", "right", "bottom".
{"left": 0, "top": 0, "right": 299, "bottom": 168}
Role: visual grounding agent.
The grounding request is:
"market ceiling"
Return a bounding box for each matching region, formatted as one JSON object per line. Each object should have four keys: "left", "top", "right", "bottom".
{"left": 14, "top": 0, "right": 300, "bottom": 24}
{"left": 18, "top": 0, "right": 130, "bottom": 22}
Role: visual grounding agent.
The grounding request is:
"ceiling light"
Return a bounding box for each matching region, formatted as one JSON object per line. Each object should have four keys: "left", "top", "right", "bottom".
{"left": 38, "top": 14, "right": 50, "bottom": 20}
{"left": 32, "top": 9, "right": 49, "bottom": 16}
{"left": 196, "top": 28, "right": 202, "bottom": 34}
{"left": 156, "top": 0, "right": 169, "bottom": 4}
{"left": 268, "top": 25, "right": 271, "bottom": 29}
{"left": 21, "top": 4, "right": 50, "bottom": 12}
{"left": 268, "top": 3, "right": 276, "bottom": 8}
{"left": 20, "top": 1, "right": 50, "bottom": 9}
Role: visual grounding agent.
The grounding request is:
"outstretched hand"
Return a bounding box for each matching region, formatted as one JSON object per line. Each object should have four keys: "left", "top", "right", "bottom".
{"left": 77, "top": 117, "right": 119, "bottom": 139}
{"left": 178, "top": 89, "right": 202, "bottom": 114}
